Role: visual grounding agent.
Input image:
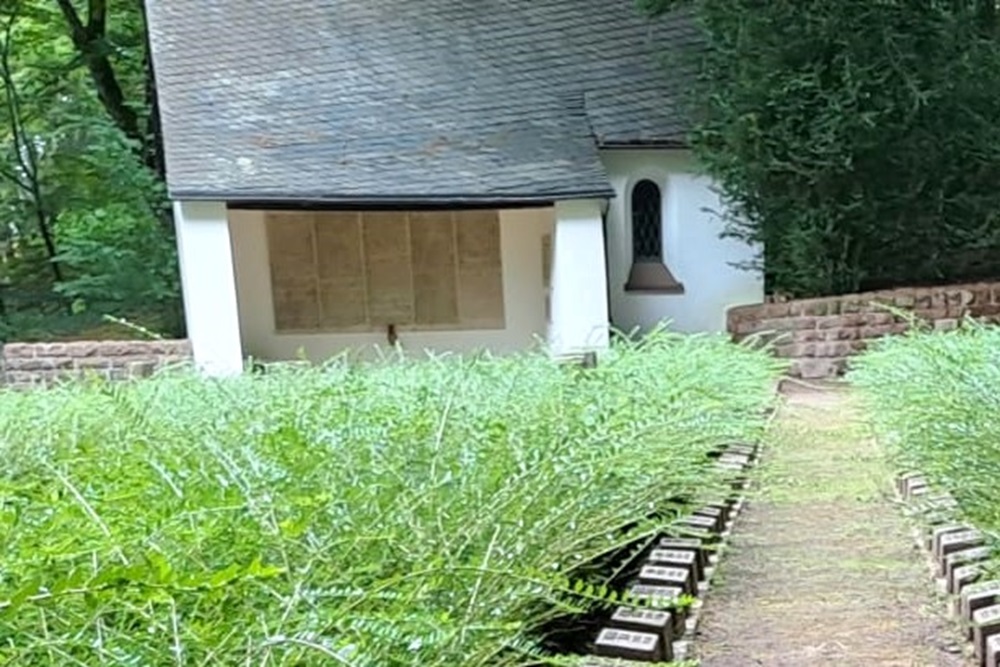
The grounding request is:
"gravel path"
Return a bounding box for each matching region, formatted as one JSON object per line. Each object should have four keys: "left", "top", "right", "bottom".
{"left": 693, "top": 381, "right": 970, "bottom": 666}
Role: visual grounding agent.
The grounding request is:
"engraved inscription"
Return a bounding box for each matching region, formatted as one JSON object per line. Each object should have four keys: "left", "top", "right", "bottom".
{"left": 639, "top": 565, "right": 689, "bottom": 584}
{"left": 648, "top": 549, "right": 696, "bottom": 564}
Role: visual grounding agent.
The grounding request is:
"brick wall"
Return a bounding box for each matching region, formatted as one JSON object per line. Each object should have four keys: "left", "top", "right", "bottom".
{"left": 1, "top": 340, "right": 192, "bottom": 389}
{"left": 727, "top": 281, "right": 1000, "bottom": 379}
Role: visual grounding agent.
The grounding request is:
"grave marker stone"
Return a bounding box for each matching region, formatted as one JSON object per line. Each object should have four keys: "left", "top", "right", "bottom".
{"left": 593, "top": 628, "right": 663, "bottom": 662}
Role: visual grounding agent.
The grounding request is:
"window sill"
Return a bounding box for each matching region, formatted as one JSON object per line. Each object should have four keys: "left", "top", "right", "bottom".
{"left": 625, "top": 261, "right": 685, "bottom": 295}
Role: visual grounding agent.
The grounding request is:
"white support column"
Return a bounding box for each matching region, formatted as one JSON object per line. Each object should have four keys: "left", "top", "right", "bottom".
{"left": 548, "top": 198, "right": 611, "bottom": 357}
{"left": 174, "top": 200, "right": 244, "bottom": 376}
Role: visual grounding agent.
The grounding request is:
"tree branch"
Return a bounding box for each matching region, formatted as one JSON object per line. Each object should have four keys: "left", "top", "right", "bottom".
{"left": 0, "top": 7, "right": 63, "bottom": 283}
{"left": 54, "top": 0, "right": 142, "bottom": 150}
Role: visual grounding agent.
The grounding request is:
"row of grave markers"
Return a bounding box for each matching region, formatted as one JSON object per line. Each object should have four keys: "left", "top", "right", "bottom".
{"left": 898, "top": 472, "right": 1000, "bottom": 667}
{"left": 581, "top": 441, "right": 758, "bottom": 665}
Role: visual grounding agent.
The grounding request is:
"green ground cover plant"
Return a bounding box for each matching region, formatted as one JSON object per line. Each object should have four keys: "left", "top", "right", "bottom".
{"left": 850, "top": 323, "right": 1000, "bottom": 544}
{"left": 0, "top": 331, "right": 780, "bottom": 666}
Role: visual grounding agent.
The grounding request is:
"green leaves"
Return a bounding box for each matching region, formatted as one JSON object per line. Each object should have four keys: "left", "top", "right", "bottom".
{"left": 0, "top": 1, "right": 178, "bottom": 341}
{"left": 0, "top": 332, "right": 780, "bottom": 665}
{"left": 850, "top": 324, "right": 1000, "bottom": 542}
{"left": 655, "top": 0, "right": 1000, "bottom": 297}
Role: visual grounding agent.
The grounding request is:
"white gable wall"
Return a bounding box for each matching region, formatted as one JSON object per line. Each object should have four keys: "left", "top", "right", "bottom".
{"left": 600, "top": 149, "right": 763, "bottom": 335}
{"left": 228, "top": 207, "right": 553, "bottom": 362}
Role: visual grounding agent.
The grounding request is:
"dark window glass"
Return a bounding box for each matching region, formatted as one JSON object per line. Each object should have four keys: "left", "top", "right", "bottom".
{"left": 631, "top": 180, "right": 662, "bottom": 262}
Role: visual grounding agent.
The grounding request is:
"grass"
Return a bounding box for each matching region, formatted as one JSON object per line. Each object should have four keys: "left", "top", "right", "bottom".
{"left": 849, "top": 322, "right": 1000, "bottom": 558}
{"left": 0, "top": 331, "right": 781, "bottom": 666}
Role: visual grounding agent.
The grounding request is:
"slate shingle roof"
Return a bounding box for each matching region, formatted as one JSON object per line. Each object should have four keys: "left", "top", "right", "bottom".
{"left": 146, "top": 0, "right": 698, "bottom": 204}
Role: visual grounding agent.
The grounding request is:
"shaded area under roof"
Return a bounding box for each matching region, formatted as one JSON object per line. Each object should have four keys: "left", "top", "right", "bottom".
{"left": 146, "top": 0, "right": 698, "bottom": 203}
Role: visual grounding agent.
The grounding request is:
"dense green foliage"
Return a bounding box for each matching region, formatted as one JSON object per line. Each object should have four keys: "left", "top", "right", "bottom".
{"left": 644, "top": 0, "right": 1000, "bottom": 297}
{"left": 0, "top": 333, "right": 780, "bottom": 665}
{"left": 850, "top": 324, "right": 1000, "bottom": 542}
{"left": 0, "top": 1, "right": 178, "bottom": 342}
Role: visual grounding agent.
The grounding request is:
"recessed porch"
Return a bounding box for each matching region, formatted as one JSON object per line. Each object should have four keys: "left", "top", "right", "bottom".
{"left": 174, "top": 200, "right": 611, "bottom": 374}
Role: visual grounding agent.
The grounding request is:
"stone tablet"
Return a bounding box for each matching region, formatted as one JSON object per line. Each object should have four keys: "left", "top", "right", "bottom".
{"left": 610, "top": 606, "right": 674, "bottom": 647}
{"left": 921, "top": 492, "right": 959, "bottom": 509}
{"left": 944, "top": 546, "right": 992, "bottom": 580}
{"left": 930, "top": 524, "right": 974, "bottom": 556}
{"left": 973, "top": 605, "right": 1000, "bottom": 664}
{"left": 593, "top": 627, "right": 663, "bottom": 662}
{"left": 648, "top": 548, "right": 701, "bottom": 585}
{"left": 896, "top": 471, "right": 924, "bottom": 495}
{"left": 951, "top": 564, "right": 984, "bottom": 595}
{"left": 694, "top": 506, "right": 725, "bottom": 528}
{"left": 677, "top": 515, "right": 719, "bottom": 533}
{"left": 987, "top": 633, "right": 1000, "bottom": 667}
{"left": 901, "top": 474, "right": 927, "bottom": 496}
{"left": 938, "top": 530, "right": 985, "bottom": 562}
{"left": 639, "top": 565, "right": 695, "bottom": 595}
{"left": 658, "top": 537, "right": 709, "bottom": 573}
{"left": 703, "top": 500, "right": 732, "bottom": 523}
{"left": 626, "top": 583, "right": 683, "bottom": 607}
{"left": 648, "top": 548, "right": 698, "bottom": 566}
{"left": 961, "top": 581, "right": 1000, "bottom": 639}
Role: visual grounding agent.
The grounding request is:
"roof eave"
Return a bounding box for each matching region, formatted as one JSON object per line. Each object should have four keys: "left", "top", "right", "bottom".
{"left": 597, "top": 138, "right": 690, "bottom": 150}
{"left": 172, "top": 188, "right": 617, "bottom": 209}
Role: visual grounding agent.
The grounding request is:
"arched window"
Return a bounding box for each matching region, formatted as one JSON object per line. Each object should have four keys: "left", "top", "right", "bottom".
{"left": 631, "top": 179, "right": 663, "bottom": 262}
{"left": 625, "top": 178, "right": 684, "bottom": 294}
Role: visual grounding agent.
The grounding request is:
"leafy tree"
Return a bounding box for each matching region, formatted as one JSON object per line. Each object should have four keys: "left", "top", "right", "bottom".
{"left": 0, "top": 0, "right": 179, "bottom": 340}
{"left": 644, "top": 0, "right": 1000, "bottom": 297}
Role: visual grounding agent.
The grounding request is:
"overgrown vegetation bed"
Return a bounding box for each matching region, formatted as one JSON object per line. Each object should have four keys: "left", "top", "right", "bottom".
{"left": 850, "top": 323, "right": 1000, "bottom": 546}
{"left": 0, "top": 333, "right": 779, "bottom": 666}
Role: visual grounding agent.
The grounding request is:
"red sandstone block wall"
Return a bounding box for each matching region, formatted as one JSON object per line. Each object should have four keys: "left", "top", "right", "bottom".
{"left": 727, "top": 281, "right": 1000, "bottom": 379}
{"left": 0, "top": 339, "right": 192, "bottom": 388}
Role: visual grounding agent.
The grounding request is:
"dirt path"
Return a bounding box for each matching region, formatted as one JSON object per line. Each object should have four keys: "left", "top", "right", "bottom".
{"left": 694, "top": 381, "right": 969, "bottom": 667}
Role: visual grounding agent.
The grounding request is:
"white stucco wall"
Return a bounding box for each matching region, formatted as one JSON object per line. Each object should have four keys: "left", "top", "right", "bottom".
{"left": 600, "top": 149, "right": 763, "bottom": 335}
{"left": 228, "top": 207, "right": 553, "bottom": 362}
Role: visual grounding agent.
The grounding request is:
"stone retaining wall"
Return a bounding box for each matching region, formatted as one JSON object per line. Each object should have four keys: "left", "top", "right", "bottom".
{"left": 1, "top": 340, "right": 192, "bottom": 389}
{"left": 727, "top": 281, "right": 1000, "bottom": 379}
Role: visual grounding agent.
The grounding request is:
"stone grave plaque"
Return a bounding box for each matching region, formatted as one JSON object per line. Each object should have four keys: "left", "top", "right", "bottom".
{"left": 648, "top": 548, "right": 701, "bottom": 582}
{"left": 961, "top": 581, "right": 1000, "bottom": 639}
{"left": 921, "top": 492, "right": 959, "bottom": 509}
{"left": 593, "top": 627, "right": 663, "bottom": 662}
{"left": 703, "top": 500, "right": 732, "bottom": 524}
{"left": 938, "top": 530, "right": 985, "bottom": 562}
{"left": 896, "top": 471, "right": 924, "bottom": 495}
{"left": 904, "top": 479, "right": 929, "bottom": 499}
{"left": 649, "top": 548, "right": 697, "bottom": 563}
{"left": 987, "top": 633, "right": 1000, "bottom": 667}
{"left": 657, "top": 538, "right": 709, "bottom": 574}
{"left": 626, "top": 583, "right": 683, "bottom": 608}
{"left": 973, "top": 604, "right": 1000, "bottom": 664}
{"left": 694, "top": 506, "right": 725, "bottom": 532}
{"left": 677, "top": 515, "right": 718, "bottom": 533}
{"left": 639, "top": 565, "right": 695, "bottom": 595}
{"left": 944, "top": 546, "right": 992, "bottom": 580}
{"left": 951, "top": 564, "right": 984, "bottom": 595}
{"left": 610, "top": 606, "right": 674, "bottom": 647}
{"left": 930, "top": 524, "right": 973, "bottom": 555}
{"left": 922, "top": 509, "right": 956, "bottom": 529}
